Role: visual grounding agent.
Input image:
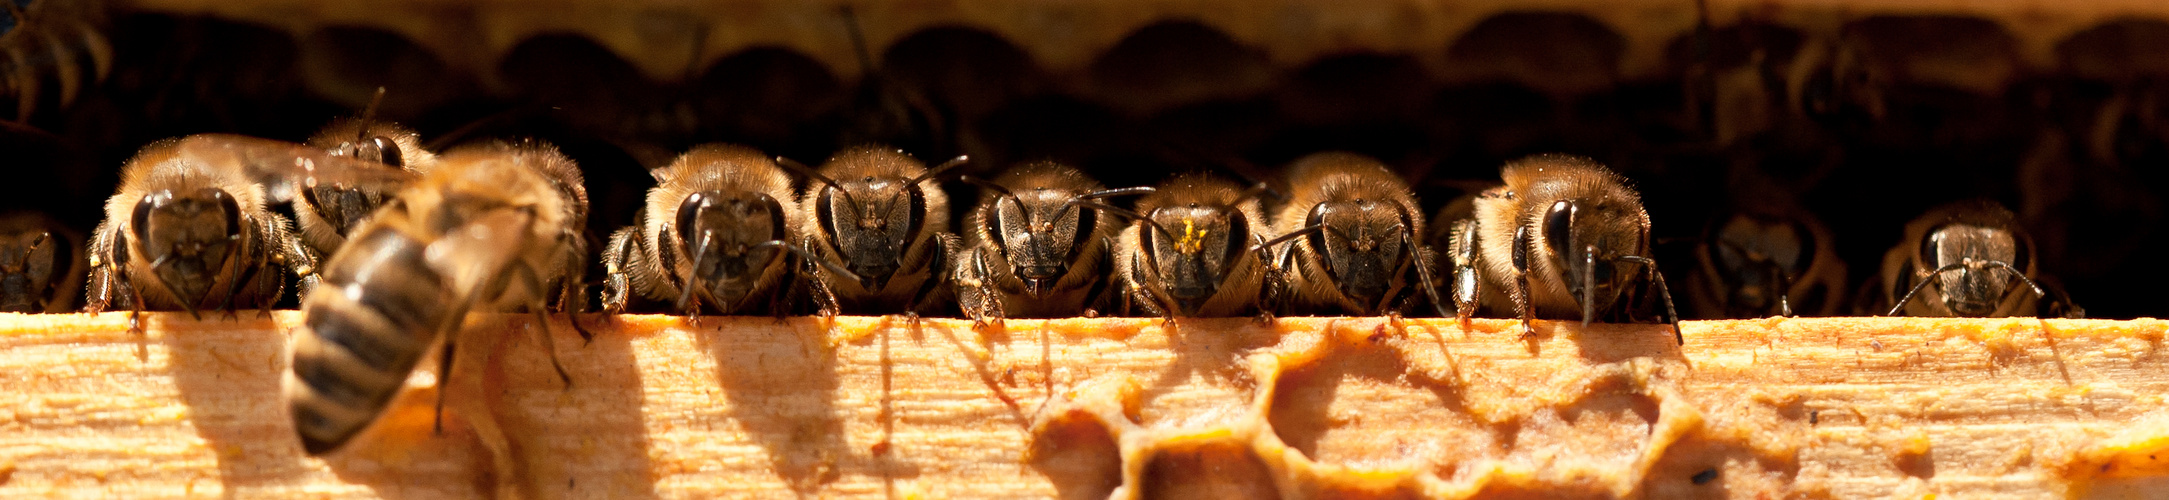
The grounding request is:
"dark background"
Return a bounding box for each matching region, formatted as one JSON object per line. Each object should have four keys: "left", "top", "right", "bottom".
{"left": 4, "top": 7, "right": 2162, "bottom": 318}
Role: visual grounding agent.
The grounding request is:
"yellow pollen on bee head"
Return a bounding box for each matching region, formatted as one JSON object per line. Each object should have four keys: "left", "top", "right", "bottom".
{"left": 1177, "top": 219, "right": 1207, "bottom": 254}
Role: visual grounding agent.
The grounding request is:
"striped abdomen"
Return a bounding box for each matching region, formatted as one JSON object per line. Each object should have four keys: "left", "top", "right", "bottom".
{"left": 286, "top": 225, "right": 451, "bottom": 455}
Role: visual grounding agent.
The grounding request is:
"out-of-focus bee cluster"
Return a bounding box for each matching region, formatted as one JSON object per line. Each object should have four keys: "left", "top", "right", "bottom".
{"left": 0, "top": 0, "right": 2152, "bottom": 452}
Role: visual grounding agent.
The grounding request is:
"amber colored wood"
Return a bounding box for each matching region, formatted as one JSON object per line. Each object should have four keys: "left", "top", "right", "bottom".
{"left": 0, "top": 313, "right": 2166, "bottom": 498}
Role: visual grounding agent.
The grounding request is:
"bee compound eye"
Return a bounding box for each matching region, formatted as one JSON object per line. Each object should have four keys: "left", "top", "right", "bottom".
{"left": 370, "top": 137, "right": 404, "bottom": 167}
{"left": 1543, "top": 200, "right": 1576, "bottom": 259}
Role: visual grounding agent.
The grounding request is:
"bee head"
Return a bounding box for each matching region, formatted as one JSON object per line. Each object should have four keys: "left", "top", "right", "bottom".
{"left": 0, "top": 229, "right": 61, "bottom": 312}
{"left": 132, "top": 187, "right": 245, "bottom": 310}
{"left": 674, "top": 190, "right": 790, "bottom": 310}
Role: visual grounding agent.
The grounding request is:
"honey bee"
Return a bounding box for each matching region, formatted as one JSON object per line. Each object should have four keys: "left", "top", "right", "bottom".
{"left": 785, "top": 146, "right": 966, "bottom": 315}
{"left": 1453, "top": 154, "right": 1679, "bottom": 341}
{"left": 952, "top": 162, "right": 1143, "bottom": 323}
{"left": 1265, "top": 152, "right": 1446, "bottom": 317}
{"left": 286, "top": 140, "right": 590, "bottom": 454}
{"left": 1873, "top": 200, "right": 2075, "bottom": 318}
{"left": 1684, "top": 208, "right": 1847, "bottom": 318}
{"left": 0, "top": 212, "right": 83, "bottom": 313}
{"left": 292, "top": 92, "right": 438, "bottom": 259}
{"left": 1104, "top": 173, "right": 1275, "bottom": 319}
{"left": 83, "top": 135, "right": 340, "bottom": 327}
{"left": 600, "top": 144, "right": 856, "bottom": 318}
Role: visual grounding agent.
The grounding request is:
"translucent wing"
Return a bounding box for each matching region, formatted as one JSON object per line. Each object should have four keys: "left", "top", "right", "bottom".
{"left": 172, "top": 134, "right": 419, "bottom": 203}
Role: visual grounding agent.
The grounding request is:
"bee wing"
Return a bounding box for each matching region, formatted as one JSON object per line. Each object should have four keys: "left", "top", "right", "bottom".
{"left": 174, "top": 134, "right": 419, "bottom": 203}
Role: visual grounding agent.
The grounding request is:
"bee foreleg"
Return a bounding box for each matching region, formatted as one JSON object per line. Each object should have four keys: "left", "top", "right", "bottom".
{"left": 268, "top": 214, "right": 320, "bottom": 300}
{"left": 434, "top": 337, "right": 457, "bottom": 435}
{"left": 515, "top": 263, "right": 575, "bottom": 390}
{"left": 557, "top": 276, "right": 595, "bottom": 344}
{"left": 84, "top": 225, "right": 123, "bottom": 314}
{"left": 800, "top": 236, "right": 841, "bottom": 318}
{"left": 599, "top": 227, "right": 638, "bottom": 315}
{"left": 957, "top": 249, "right": 998, "bottom": 329}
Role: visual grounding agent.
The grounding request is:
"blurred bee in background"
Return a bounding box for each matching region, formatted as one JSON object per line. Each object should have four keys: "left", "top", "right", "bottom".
{"left": 1105, "top": 173, "right": 1274, "bottom": 319}
{"left": 1684, "top": 208, "right": 1846, "bottom": 318}
{"left": 1, "top": 0, "right": 112, "bottom": 122}
{"left": 787, "top": 146, "right": 965, "bottom": 315}
{"left": 292, "top": 89, "right": 438, "bottom": 259}
{"left": 83, "top": 135, "right": 331, "bottom": 329}
{"left": 601, "top": 144, "right": 858, "bottom": 319}
{"left": 287, "top": 141, "right": 590, "bottom": 455}
{"left": 0, "top": 212, "right": 82, "bottom": 312}
{"left": 1455, "top": 154, "right": 1679, "bottom": 341}
{"left": 1870, "top": 200, "right": 2079, "bottom": 318}
{"left": 1265, "top": 152, "right": 1446, "bottom": 317}
{"left": 836, "top": 5, "right": 955, "bottom": 162}
{"left": 952, "top": 162, "right": 1141, "bottom": 323}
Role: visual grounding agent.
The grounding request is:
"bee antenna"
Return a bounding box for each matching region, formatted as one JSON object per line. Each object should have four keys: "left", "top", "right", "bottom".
{"left": 1068, "top": 199, "right": 1175, "bottom": 242}
{"left": 776, "top": 156, "right": 863, "bottom": 213}
{"left": 1078, "top": 186, "right": 1155, "bottom": 200}
{"left": 675, "top": 231, "right": 713, "bottom": 313}
{"left": 959, "top": 175, "right": 1014, "bottom": 198}
{"left": 1231, "top": 183, "right": 1274, "bottom": 206}
{"left": 754, "top": 240, "right": 863, "bottom": 284}
{"left": 355, "top": 87, "right": 387, "bottom": 144}
{"left": 839, "top": 4, "right": 879, "bottom": 79}
{"left": 1983, "top": 261, "right": 2049, "bottom": 301}
{"left": 1884, "top": 262, "right": 1967, "bottom": 317}
{"left": 910, "top": 156, "right": 971, "bottom": 186}
{"left": 1249, "top": 224, "right": 1325, "bottom": 257}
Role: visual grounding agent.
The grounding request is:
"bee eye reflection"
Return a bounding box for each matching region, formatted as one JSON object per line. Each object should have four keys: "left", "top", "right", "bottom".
{"left": 1543, "top": 200, "right": 1576, "bottom": 259}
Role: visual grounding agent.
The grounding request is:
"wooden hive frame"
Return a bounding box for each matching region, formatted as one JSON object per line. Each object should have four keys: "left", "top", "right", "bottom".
{"left": 2, "top": 312, "right": 2166, "bottom": 498}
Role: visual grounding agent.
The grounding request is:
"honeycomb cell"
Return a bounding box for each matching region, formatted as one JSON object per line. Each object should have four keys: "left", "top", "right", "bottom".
{"left": 1137, "top": 437, "right": 1279, "bottom": 500}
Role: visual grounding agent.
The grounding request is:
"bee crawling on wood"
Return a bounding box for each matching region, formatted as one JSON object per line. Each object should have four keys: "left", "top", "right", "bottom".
{"left": 1870, "top": 200, "right": 2079, "bottom": 318}
{"left": 951, "top": 162, "right": 1145, "bottom": 324}
{"left": 0, "top": 212, "right": 82, "bottom": 313}
{"left": 83, "top": 135, "right": 352, "bottom": 330}
{"left": 1262, "top": 152, "right": 1448, "bottom": 317}
{"left": 285, "top": 141, "right": 592, "bottom": 455}
{"left": 784, "top": 146, "right": 967, "bottom": 316}
{"left": 1448, "top": 154, "right": 1680, "bottom": 342}
{"left": 1099, "top": 173, "right": 1276, "bottom": 320}
{"left": 600, "top": 144, "right": 859, "bottom": 319}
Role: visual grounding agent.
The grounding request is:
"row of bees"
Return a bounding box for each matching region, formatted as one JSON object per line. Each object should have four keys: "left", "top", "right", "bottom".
{"left": 13, "top": 100, "right": 2078, "bottom": 454}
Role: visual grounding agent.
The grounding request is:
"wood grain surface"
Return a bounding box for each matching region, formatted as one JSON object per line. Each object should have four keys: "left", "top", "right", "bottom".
{"left": 1, "top": 312, "right": 2166, "bottom": 498}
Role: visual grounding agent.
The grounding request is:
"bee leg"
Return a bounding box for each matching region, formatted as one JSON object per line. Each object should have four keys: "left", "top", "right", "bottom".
{"left": 769, "top": 277, "right": 794, "bottom": 324}
{"left": 1512, "top": 226, "right": 1536, "bottom": 340}
{"left": 800, "top": 238, "right": 842, "bottom": 318}
{"left": 960, "top": 250, "right": 1000, "bottom": 330}
{"left": 557, "top": 279, "right": 595, "bottom": 344}
{"left": 599, "top": 227, "right": 636, "bottom": 316}
{"left": 434, "top": 338, "right": 457, "bottom": 435}
{"left": 1649, "top": 263, "right": 1682, "bottom": 345}
{"left": 1411, "top": 244, "right": 1452, "bottom": 319}
{"left": 517, "top": 264, "right": 575, "bottom": 390}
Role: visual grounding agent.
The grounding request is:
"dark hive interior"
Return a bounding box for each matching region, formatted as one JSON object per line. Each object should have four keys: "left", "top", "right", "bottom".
{"left": 3, "top": 0, "right": 2164, "bottom": 318}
